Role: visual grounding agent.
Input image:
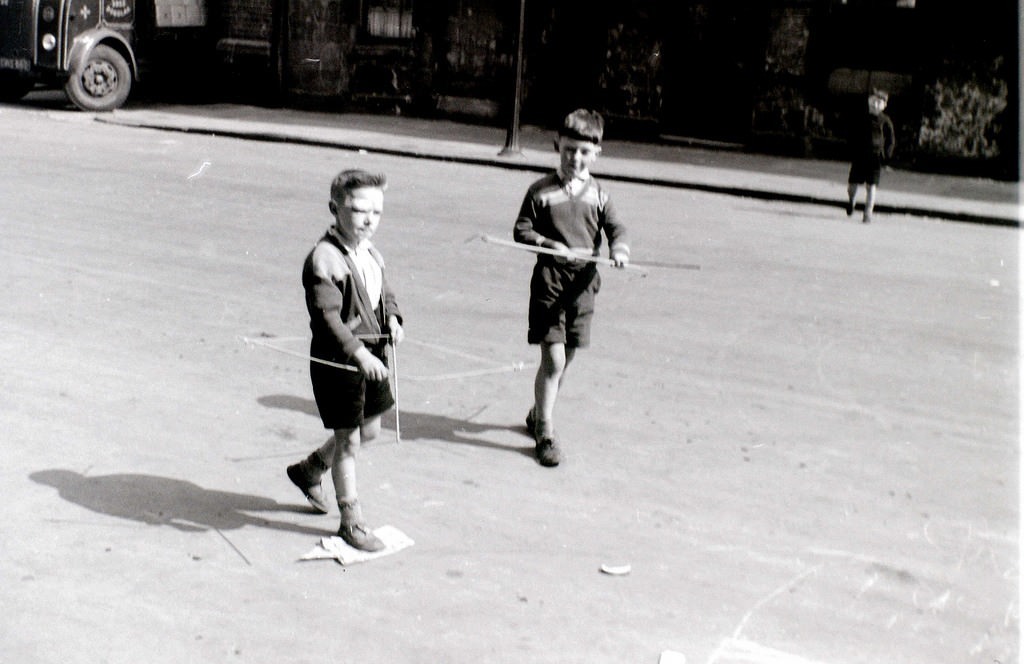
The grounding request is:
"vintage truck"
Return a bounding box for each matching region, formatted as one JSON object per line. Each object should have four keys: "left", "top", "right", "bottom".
{"left": 0, "top": 0, "right": 207, "bottom": 110}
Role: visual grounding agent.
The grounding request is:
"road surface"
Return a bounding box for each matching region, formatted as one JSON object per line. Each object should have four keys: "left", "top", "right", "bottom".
{"left": 0, "top": 102, "right": 1017, "bottom": 664}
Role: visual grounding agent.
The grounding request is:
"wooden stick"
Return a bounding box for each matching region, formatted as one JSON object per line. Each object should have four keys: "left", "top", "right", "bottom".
{"left": 239, "top": 336, "right": 359, "bottom": 372}
{"left": 478, "top": 235, "right": 649, "bottom": 275}
{"left": 390, "top": 341, "right": 401, "bottom": 443}
{"left": 478, "top": 235, "right": 700, "bottom": 272}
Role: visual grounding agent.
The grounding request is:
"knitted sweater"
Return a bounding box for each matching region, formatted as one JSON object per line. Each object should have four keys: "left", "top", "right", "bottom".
{"left": 513, "top": 172, "right": 629, "bottom": 262}
{"left": 851, "top": 111, "right": 896, "bottom": 160}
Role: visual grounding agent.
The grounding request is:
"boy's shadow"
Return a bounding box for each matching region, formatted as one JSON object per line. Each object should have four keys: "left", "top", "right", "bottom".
{"left": 258, "top": 394, "right": 535, "bottom": 459}
{"left": 30, "top": 469, "right": 327, "bottom": 536}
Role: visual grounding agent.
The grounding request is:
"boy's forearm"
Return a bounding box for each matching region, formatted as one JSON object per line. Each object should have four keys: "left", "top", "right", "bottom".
{"left": 383, "top": 280, "right": 402, "bottom": 325}
{"left": 307, "top": 281, "right": 364, "bottom": 358}
{"left": 602, "top": 200, "right": 630, "bottom": 259}
{"left": 318, "top": 308, "right": 365, "bottom": 358}
{"left": 514, "top": 217, "right": 549, "bottom": 247}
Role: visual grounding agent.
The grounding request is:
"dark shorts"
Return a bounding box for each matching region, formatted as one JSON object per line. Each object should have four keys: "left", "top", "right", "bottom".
{"left": 848, "top": 154, "right": 882, "bottom": 185}
{"left": 310, "top": 345, "right": 394, "bottom": 430}
{"left": 528, "top": 260, "right": 601, "bottom": 347}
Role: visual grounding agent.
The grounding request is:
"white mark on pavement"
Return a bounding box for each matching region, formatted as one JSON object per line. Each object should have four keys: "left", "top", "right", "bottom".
{"left": 707, "top": 564, "right": 824, "bottom": 664}
{"left": 856, "top": 572, "right": 879, "bottom": 598}
{"left": 969, "top": 632, "right": 992, "bottom": 656}
{"left": 709, "top": 638, "right": 832, "bottom": 664}
{"left": 187, "top": 160, "right": 211, "bottom": 181}
{"left": 927, "top": 589, "right": 951, "bottom": 613}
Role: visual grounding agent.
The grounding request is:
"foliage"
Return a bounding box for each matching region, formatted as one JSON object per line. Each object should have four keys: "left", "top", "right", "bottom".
{"left": 598, "top": 23, "right": 662, "bottom": 120}
{"left": 918, "top": 58, "right": 1008, "bottom": 159}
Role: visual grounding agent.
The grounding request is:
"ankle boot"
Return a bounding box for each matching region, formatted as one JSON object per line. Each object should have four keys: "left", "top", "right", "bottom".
{"left": 337, "top": 499, "right": 385, "bottom": 552}
{"left": 286, "top": 453, "right": 330, "bottom": 514}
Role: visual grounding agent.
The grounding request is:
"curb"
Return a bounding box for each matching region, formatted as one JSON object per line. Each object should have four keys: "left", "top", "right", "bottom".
{"left": 97, "top": 115, "right": 1020, "bottom": 228}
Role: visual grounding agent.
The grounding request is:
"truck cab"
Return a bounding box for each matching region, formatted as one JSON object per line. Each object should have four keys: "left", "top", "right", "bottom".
{"left": 0, "top": 0, "right": 205, "bottom": 111}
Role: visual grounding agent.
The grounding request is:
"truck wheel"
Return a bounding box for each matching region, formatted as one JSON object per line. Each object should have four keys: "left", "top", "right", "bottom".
{"left": 65, "top": 44, "right": 132, "bottom": 111}
{"left": 0, "top": 75, "right": 33, "bottom": 102}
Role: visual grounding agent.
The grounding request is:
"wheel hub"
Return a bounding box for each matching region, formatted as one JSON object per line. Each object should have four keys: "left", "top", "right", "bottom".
{"left": 82, "top": 61, "right": 118, "bottom": 97}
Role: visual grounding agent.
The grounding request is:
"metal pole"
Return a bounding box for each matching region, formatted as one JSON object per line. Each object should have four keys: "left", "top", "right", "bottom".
{"left": 499, "top": 0, "right": 527, "bottom": 156}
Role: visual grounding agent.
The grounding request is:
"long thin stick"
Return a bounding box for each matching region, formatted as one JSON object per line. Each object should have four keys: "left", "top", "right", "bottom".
{"left": 478, "top": 235, "right": 649, "bottom": 274}
{"left": 391, "top": 342, "right": 399, "bottom": 440}
{"left": 387, "top": 340, "right": 399, "bottom": 442}
{"left": 239, "top": 336, "right": 359, "bottom": 372}
{"left": 403, "top": 337, "right": 508, "bottom": 366}
{"left": 241, "top": 335, "right": 532, "bottom": 382}
{"left": 478, "top": 234, "right": 700, "bottom": 271}
{"left": 403, "top": 362, "right": 530, "bottom": 381}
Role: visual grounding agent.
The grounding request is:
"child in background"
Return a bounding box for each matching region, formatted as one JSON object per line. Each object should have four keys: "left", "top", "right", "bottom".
{"left": 513, "top": 109, "right": 630, "bottom": 467}
{"left": 846, "top": 89, "right": 896, "bottom": 223}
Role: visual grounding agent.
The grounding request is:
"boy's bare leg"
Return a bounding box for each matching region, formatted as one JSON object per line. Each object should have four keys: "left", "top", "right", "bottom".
{"left": 863, "top": 184, "right": 877, "bottom": 222}
{"left": 846, "top": 183, "right": 858, "bottom": 216}
{"left": 359, "top": 416, "right": 382, "bottom": 446}
{"left": 533, "top": 341, "right": 575, "bottom": 435}
{"left": 331, "top": 426, "right": 360, "bottom": 504}
{"left": 332, "top": 422, "right": 384, "bottom": 551}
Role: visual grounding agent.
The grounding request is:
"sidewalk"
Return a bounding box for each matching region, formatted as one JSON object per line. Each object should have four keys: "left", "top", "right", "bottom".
{"left": 101, "top": 103, "right": 1020, "bottom": 227}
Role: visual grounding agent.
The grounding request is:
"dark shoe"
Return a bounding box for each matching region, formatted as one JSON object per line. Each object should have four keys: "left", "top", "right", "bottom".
{"left": 846, "top": 199, "right": 855, "bottom": 216}
{"left": 287, "top": 462, "right": 330, "bottom": 514}
{"left": 338, "top": 499, "right": 385, "bottom": 552}
{"left": 337, "top": 522, "right": 385, "bottom": 552}
{"left": 535, "top": 436, "right": 562, "bottom": 467}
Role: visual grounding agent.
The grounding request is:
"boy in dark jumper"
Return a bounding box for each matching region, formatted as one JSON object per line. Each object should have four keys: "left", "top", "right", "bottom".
{"left": 513, "top": 109, "right": 630, "bottom": 467}
{"left": 846, "top": 89, "right": 896, "bottom": 223}
{"left": 286, "top": 169, "right": 404, "bottom": 551}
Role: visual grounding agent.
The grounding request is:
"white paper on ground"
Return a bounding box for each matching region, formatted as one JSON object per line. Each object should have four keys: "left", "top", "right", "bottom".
{"left": 299, "top": 525, "right": 414, "bottom": 565}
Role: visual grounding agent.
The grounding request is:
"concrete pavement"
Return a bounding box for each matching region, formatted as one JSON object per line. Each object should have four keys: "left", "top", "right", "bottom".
{"left": 99, "top": 102, "right": 1020, "bottom": 227}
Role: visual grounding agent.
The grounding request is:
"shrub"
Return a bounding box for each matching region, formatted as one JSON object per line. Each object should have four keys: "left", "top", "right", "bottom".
{"left": 918, "top": 58, "right": 1008, "bottom": 159}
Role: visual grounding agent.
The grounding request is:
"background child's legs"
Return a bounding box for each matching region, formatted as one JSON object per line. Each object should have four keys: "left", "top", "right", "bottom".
{"left": 864, "top": 184, "right": 877, "bottom": 219}
{"left": 847, "top": 183, "right": 860, "bottom": 211}
{"left": 534, "top": 341, "right": 576, "bottom": 437}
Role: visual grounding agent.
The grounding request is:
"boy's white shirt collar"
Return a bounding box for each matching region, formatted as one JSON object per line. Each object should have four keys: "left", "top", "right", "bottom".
{"left": 330, "top": 232, "right": 383, "bottom": 309}
{"left": 328, "top": 226, "right": 373, "bottom": 253}
{"left": 557, "top": 167, "right": 590, "bottom": 195}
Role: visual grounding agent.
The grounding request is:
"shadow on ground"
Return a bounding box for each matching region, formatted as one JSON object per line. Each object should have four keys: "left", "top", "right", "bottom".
{"left": 30, "top": 469, "right": 325, "bottom": 536}
{"left": 258, "top": 393, "right": 535, "bottom": 459}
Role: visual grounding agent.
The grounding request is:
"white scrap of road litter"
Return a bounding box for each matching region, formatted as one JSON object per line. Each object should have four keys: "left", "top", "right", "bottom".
{"left": 300, "top": 525, "right": 414, "bottom": 565}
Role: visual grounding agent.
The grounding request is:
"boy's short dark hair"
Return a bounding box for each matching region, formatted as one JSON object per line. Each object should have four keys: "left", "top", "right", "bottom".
{"left": 558, "top": 109, "right": 604, "bottom": 145}
{"left": 330, "top": 169, "right": 388, "bottom": 201}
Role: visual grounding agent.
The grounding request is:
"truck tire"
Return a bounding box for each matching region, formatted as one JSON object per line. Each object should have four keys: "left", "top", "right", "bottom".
{"left": 65, "top": 44, "right": 132, "bottom": 111}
